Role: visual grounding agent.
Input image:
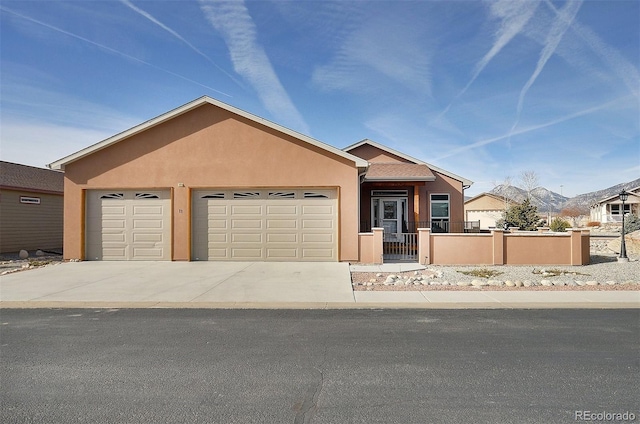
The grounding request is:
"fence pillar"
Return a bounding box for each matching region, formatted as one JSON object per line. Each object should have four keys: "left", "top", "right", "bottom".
{"left": 417, "top": 228, "right": 431, "bottom": 265}
{"left": 569, "top": 229, "right": 582, "bottom": 265}
{"left": 492, "top": 229, "right": 505, "bottom": 265}
{"left": 372, "top": 227, "right": 384, "bottom": 264}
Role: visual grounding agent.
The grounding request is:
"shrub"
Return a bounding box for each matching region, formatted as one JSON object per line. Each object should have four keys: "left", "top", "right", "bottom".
{"left": 623, "top": 214, "right": 640, "bottom": 234}
{"left": 586, "top": 221, "right": 600, "bottom": 227}
{"left": 549, "top": 217, "right": 570, "bottom": 232}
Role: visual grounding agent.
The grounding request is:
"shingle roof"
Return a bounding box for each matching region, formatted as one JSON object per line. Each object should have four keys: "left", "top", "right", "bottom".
{"left": 364, "top": 163, "right": 435, "bottom": 181}
{"left": 0, "top": 161, "right": 64, "bottom": 193}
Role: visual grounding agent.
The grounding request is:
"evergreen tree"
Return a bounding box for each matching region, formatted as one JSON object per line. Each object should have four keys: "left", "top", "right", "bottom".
{"left": 502, "top": 198, "right": 541, "bottom": 230}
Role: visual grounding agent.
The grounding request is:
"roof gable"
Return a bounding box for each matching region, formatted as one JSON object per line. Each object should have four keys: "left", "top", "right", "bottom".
{"left": 594, "top": 186, "right": 640, "bottom": 205}
{"left": 49, "top": 96, "right": 368, "bottom": 170}
{"left": 344, "top": 139, "right": 473, "bottom": 186}
{"left": 0, "top": 161, "right": 64, "bottom": 193}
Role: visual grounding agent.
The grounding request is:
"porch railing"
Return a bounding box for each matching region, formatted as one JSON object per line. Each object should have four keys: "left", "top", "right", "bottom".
{"left": 360, "top": 220, "right": 480, "bottom": 233}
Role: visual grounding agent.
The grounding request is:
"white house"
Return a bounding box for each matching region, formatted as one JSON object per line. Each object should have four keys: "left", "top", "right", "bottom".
{"left": 590, "top": 186, "right": 640, "bottom": 224}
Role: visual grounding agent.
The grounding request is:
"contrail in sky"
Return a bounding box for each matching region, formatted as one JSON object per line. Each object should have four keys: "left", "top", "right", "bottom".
{"left": 119, "top": 0, "right": 244, "bottom": 89}
{"left": 0, "top": 6, "right": 231, "bottom": 97}
{"left": 434, "top": 96, "right": 632, "bottom": 161}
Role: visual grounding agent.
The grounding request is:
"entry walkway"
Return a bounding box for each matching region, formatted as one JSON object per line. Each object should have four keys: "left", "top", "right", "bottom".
{"left": 1, "top": 261, "right": 638, "bottom": 309}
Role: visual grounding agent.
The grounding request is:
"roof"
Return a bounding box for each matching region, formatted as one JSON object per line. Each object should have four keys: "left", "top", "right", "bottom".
{"left": 48, "top": 96, "right": 369, "bottom": 171}
{"left": 0, "top": 161, "right": 64, "bottom": 194}
{"left": 464, "top": 192, "right": 516, "bottom": 204}
{"left": 592, "top": 186, "right": 640, "bottom": 205}
{"left": 343, "top": 139, "right": 473, "bottom": 187}
{"left": 363, "top": 163, "right": 435, "bottom": 181}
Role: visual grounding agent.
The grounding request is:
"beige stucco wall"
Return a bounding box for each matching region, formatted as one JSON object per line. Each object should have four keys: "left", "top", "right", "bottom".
{"left": 0, "top": 189, "right": 63, "bottom": 253}
{"left": 465, "top": 194, "right": 508, "bottom": 211}
{"left": 62, "top": 104, "right": 360, "bottom": 261}
{"left": 421, "top": 230, "right": 588, "bottom": 266}
{"left": 346, "top": 144, "right": 411, "bottom": 163}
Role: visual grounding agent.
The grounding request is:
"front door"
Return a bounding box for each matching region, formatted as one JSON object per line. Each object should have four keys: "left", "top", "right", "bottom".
{"left": 372, "top": 198, "right": 407, "bottom": 240}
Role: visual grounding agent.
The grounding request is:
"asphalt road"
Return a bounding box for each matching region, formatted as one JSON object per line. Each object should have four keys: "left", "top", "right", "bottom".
{"left": 1, "top": 309, "right": 638, "bottom": 424}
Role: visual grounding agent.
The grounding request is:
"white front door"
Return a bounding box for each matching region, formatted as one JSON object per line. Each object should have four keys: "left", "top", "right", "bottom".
{"left": 372, "top": 198, "right": 407, "bottom": 239}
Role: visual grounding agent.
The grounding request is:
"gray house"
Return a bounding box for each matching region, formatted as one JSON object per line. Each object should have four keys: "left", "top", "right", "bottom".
{"left": 0, "top": 161, "right": 64, "bottom": 253}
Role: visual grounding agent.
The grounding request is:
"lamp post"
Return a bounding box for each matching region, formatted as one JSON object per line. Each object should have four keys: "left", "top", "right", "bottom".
{"left": 618, "top": 190, "right": 629, "bottom": 262}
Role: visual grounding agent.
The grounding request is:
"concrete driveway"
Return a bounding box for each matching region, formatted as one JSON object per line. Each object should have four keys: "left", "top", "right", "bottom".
{"left": 0, "top": 261, "right": 355, "bottom": 305}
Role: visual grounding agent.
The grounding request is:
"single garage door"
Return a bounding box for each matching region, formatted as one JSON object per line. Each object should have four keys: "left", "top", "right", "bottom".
{"left": 192, "top": 189, "right": 337, "bottom": 261}
{"left": 86, "top": 190, "right": 171, "bottom": 260}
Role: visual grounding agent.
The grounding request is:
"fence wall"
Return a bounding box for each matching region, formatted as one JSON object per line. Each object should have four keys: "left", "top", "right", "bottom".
{"left": 417, "top": 228, "right": 589, "bottom": 266}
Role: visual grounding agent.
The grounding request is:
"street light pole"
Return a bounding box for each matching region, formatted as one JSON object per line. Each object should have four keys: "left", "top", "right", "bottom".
{"left": 618, "top": 190, "right": 629, "bottom": 263}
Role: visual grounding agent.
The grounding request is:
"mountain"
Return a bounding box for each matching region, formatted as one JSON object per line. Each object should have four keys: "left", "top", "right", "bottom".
{"left": 490, "top": 185, "right": 568, "bottom": 213}
{"left": 489, "top": 178, "right": 640, "bottom": 214}
{"left": 561, "top": 178, "right": 640, "bottom": 213}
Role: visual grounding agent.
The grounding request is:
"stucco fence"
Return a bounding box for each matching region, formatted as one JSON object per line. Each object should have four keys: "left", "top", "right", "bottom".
{"left": 358, "top": 228, "right": 590, "bottom": 266}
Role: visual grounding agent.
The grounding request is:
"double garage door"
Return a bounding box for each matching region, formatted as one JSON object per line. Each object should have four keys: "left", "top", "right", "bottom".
{"left": 192, "top": 189, "right": 337, "bottom": 261}
{"left": 86, "top": 188, "right": 338, "bottom": 261}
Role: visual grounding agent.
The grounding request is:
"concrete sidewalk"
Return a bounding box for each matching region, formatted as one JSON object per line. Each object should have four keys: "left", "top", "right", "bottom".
{"left": 1, "top": 261, "right": 638, "bottom": 309}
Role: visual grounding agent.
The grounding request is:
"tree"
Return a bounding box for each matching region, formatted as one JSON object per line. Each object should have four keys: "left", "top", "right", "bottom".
{"left": 502, "top": 198, "right": 542, "bottom": 230}
{"left": 519, "top": 170, "right": 539, "bottom": 200}
{"left": 560, "top": 206, "right": 583, "bottom": 227}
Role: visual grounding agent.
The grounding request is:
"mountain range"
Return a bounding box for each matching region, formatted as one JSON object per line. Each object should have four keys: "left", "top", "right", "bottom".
{"left": 485, "top": 177, "right": 640, "bottom": 214}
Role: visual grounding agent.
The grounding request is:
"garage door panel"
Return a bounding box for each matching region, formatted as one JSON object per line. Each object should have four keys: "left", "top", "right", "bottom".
{"left": 267, "top": 233, "right": 297, "bottom": 243}
{"left": 267, "top": 205, "right": 297, "bottom": 215}
{"left": 267, "top": 248, "right": 297, "bottom": 258}
{"left": 302, "top": 219, "right": 333, "bottom": 229}
{"left": 232, "top": 233, "right": 262, "bottom": 243}
{"left": 302, "top": 205, "right": 333, "bottom": 215}
{"left": 232, "top": 205, "right": 262, "bottom": 215}
{"left": 302, "top": 233, "right": 333, "bottom": 243}
{"left": 302, "top": 249, "right": 334, "bottom": 259}
{"left": 267, "top": 220, "right": 297, "bottom": 229}
{"left": 193, "top": 189, "right": 337, "bottom": 261}
{"left": 231, "top": 248, "right": 262, "bottom": 258}
{"left": 232, "top": 219, "right": 262, "bottom": 229}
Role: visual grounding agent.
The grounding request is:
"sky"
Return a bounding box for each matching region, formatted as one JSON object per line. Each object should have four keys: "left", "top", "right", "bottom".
{"left": 1, "top": 0, "right": 638, "bottom": 198}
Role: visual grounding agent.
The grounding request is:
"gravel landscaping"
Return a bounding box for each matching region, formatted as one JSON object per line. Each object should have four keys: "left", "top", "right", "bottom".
{"left": 351, "top": 252, "right": 640, "bottom": 292}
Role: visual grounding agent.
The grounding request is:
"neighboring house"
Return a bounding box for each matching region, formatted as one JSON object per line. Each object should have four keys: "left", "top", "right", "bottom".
{"left": 590, "top": 186, "right": 640, "bottom": 224}
{"left": 0, "top": 161, "right": 64, "bottom": 253}
{"left": 48, "top": 96, "right": 472, "bottom": 262}
{"left": 464, "top": 192, "right": 515, "bottom": 230}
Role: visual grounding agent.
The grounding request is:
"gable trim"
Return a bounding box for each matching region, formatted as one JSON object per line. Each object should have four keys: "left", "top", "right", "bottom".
{"left": 48, "top": 96, "right": 368, "bottom": 171}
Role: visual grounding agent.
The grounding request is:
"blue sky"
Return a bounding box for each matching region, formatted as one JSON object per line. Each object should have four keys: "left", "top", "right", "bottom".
{"left": 1, "top": 0, "right": 638, "bottom": 197}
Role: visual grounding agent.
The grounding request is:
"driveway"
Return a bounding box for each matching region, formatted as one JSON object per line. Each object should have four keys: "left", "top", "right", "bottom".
{"left": 0, "top": 261, "right": 355, "bottom": 305}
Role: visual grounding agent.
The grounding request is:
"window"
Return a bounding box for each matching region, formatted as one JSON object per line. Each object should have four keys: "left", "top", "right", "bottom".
{"left": 135, "top": 193, "right": 160, "bottom": 199}
{"left": 100, "top": 193, "right": 124, "bottom": 199}
{"left": 202, "top": 193, "right": 225, "bottom": 199}
{"left": 611, "top": 204, "right": 631, "bottom": 215}
{"left": 20, "top": 196, "right": 41, "bottom": 204}
{"left": 233, "top": 192, "right": 260, "bottom": 199}
{"left": 430, "top": 194, "right": 450, "bottom": 233}
{"left": 304, "top": 192, "right": 329, "bottom": 199}
{"left": 269, "top": 192, "right": 295, "bottom": 199}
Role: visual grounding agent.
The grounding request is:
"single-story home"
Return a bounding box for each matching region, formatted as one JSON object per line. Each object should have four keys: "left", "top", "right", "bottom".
{"left": 48, "top": 96, "right": 472, "bottom": 262}
{"left": 464, "top": 192, "right": 516, "bottom": 230}
{"left": 0, "top": 161, "right": 64, "bottom": 253}
{"left": 590, "top": 186, "right": 640, "bottom": 224}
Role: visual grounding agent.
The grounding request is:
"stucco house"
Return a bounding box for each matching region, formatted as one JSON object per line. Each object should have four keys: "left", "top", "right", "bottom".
{"left": 48, "top": 96, "right": 472, "bottom": 262}
{"left": 464, "top": 192, "right": 516, "bottom": 230}
{"left": 0, "top": 161, "right": 64, "bottom": 253}
{"left": 590, "top": 186, "right": 640, "bottom": 224}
